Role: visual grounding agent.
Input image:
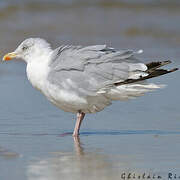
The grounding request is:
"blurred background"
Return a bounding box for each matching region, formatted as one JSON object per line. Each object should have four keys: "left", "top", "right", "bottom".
{"left": 0, "top": 0, "right": 180, "bottom": 180}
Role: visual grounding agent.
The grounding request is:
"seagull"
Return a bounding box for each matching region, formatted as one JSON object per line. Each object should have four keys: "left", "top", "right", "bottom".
{"left": 3, "top": 38, "right": 178, "bottom": 136}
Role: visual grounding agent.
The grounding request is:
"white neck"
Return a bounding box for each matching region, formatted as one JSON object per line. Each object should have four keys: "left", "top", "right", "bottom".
{"left": 26, "top": 51, "right": 52, "bottom": 92}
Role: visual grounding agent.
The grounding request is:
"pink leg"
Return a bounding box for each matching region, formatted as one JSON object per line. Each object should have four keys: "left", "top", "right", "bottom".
{"left": 73, "top": 111, "right": 85, "bottom": 137}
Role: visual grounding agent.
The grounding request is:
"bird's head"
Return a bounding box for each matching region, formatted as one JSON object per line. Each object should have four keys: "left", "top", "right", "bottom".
{"left": 3, "top": 38, "right": 52, "bottom": 63}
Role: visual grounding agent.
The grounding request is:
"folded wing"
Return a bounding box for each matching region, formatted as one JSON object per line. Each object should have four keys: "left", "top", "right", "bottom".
{"left": 48, "top": 45, "right": 148, "bottom": 96}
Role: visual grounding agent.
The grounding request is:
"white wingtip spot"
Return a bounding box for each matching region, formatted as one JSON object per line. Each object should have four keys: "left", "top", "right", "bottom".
{"left": 137, "top": 49, "right": 143, "bottom": 54}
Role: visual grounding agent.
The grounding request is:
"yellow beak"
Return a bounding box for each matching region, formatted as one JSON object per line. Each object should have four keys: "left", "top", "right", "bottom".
{"left": 3, "top": 52, "right": 17, "bottom": 61}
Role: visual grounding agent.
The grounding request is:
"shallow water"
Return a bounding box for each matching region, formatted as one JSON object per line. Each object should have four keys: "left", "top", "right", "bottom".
{"left": 0, "top": 1, "right": 180, "bottom": 180}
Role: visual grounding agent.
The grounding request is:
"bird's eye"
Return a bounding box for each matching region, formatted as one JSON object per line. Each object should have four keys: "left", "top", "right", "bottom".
{"left": 22, "top": 45, "right": 28, "bottom": 51}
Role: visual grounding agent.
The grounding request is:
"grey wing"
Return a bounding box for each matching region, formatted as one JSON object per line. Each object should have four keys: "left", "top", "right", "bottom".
{"left": 48, "top": 45, "right": 147, "bottom": 96}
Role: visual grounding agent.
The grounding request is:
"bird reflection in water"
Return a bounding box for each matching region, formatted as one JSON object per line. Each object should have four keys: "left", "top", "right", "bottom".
{"left": 27, "top": 137, "right": 127, "bottom": 180}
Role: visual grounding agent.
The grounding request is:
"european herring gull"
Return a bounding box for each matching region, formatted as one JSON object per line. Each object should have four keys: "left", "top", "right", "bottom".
{"left": 3, "top": 38, "right": 178, "bottom": 136}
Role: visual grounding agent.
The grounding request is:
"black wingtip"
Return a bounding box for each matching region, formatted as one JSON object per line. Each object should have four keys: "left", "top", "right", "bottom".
{"left": 162, "top": 60, "right": 172, "bottom": 65}
{"left": 169, "top": 68, "right": 178, "bottom": 72}
{"left": 146, "top": 60, "right": 172, "bottom": 72}
{"left": 114, "top": 67, "right": 178, "bottom": 86}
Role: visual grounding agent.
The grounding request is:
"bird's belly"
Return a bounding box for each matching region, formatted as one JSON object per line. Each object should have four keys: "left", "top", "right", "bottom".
{"left": 43, "top": 82, "right": 112, "bottom": 114}
{"left": 44, "top": 83, "right": 88, "bottom": 113}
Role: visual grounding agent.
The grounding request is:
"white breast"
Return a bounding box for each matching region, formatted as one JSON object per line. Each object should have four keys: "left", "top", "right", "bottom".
{"left": 26, "top": 59, "right": 50, "bottom": 93}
